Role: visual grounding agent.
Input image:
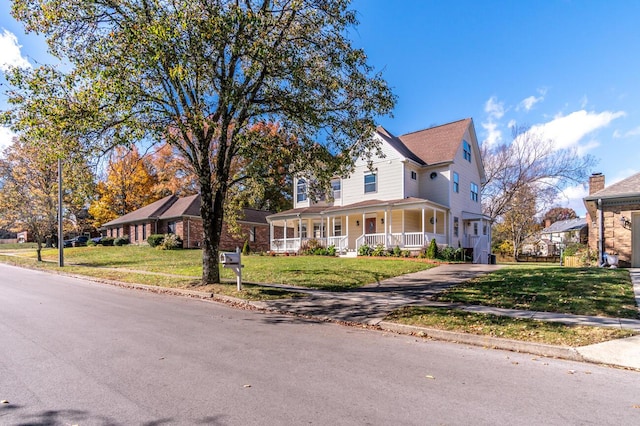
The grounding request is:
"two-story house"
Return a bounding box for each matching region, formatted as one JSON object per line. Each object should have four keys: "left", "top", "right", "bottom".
{"left": 266, "top": 118, "right": 492, "bottom": 263}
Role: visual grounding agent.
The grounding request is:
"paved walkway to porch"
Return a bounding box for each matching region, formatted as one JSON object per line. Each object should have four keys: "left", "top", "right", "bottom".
{"left": 254, "top": 263, "right": 503, "bottom": 324}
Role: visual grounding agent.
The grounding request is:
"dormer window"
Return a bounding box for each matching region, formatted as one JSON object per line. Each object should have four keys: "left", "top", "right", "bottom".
{"left": 463, "top": 140, "right": 472, "bottom": 162}
{"left": 297, "top": 178, "right": 307, "bottom": 202}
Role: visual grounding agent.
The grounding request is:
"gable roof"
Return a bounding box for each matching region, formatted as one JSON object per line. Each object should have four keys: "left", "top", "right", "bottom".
{"left": 541, "top": 218, "right": 587, "bottom": 234}
{"left": 397, "top": 118, "right": 472, "bottom": 165}
{"left": 102, "top": 195, "right": 177, "bottom": 227}
{"left": 376, "top": 126, "right": 425, "bottom": 165}
{"left": 584, "top": 171, "right": 640, "bottom": 200}
{"left": 161, "top": 194, "right": 200, "bottom": 218}
{"left": 103, "top": 194, "right": 270, "bottom": 227}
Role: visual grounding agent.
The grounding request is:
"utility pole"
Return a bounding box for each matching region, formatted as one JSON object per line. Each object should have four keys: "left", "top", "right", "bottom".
{"left": 58, "top": 157, "right": 64, "bottom": 267}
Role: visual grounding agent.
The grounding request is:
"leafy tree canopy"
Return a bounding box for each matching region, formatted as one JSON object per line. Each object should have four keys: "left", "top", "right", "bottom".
{"left": 6, "top": 0, "right": 395, "bottom": 283}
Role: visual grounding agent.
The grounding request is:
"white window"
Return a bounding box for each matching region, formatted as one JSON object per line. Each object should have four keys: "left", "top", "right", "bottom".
{"left": 300, "top": 224, "right": 307, "bottom": 239}
{"left": 471, "top": 182, "right": 478, "bottom": 202}
{"left": 364, "top": 173, "right": 377, "bottom": 193}
{"left": 334, "top": 219, "right": 342, "bottom": 237}
{"left": 297, "top": 179, "right": 307, "bottom": 202}
{"left": 463, "top": 140, "right": 471, "bottom": 162}
{"left": 250, "top": 227, "right": 256, "bottom": 242}
{"left": 168, "top": 221, "right": 177, "bottom": 234}
{"left": 313, "top": 223, "right": 324, "bottom": 238}
{"left": 410, "top": 170, "right": 417, "bottom": 180}
{"left": 453, "top": 172, "right": 459, "bottom": 193}
{"left": 331, "top": 179, "right": 341, "bottom": 199}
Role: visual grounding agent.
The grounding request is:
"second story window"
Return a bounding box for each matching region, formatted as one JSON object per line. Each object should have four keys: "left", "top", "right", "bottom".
{"left": 331, "top": 179, "right": 341, "bottom": 199}
{"left": 453, "top": 172, "right": 459, "bottom": 193}
{"left": 463, "top": 140, "right": 471, "bottom": 162}
{"left": 297, "top": 179, "right": 307, "bottom": 202}
{"left": 364, "top": 173, "right": 377, "bottom": 194}
{"left": 471, "top": 182, "right": 479, "bottom": 202}
{"left": 410, "top": 171, "right": 417, "bottom": 180}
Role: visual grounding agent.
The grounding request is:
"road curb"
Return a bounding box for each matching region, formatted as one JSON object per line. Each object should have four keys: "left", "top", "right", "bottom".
{"left": 378, "top": 321, "right": 586, "bottom": 362}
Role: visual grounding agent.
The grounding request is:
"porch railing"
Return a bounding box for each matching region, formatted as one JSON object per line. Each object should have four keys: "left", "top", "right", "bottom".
{"left": 272, "top": 232, "right": 447, "bottom": 254}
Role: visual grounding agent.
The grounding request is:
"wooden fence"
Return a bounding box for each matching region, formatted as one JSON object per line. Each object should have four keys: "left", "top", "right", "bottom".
{"left": 563, "top": 255, "right": 583, "bottom": 267}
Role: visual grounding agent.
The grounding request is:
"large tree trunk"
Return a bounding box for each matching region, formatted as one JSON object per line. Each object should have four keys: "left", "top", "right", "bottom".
{"left": 200, "top": 184, "right": 224, "bottom": 285}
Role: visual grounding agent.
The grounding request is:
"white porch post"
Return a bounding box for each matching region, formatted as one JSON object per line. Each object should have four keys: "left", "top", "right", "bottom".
{"left": 327, "top": 216, "right": 331, "bottom": 240}
{"left": 362, "top": 213, "right": 366, "bottom": 236}
{"left": 421, "top": 208, "right": 425, "bottom": 245}
{"left": 401, "top": 210, "right": 405, "bottom": 246}
{"left": 346, "top": 215, "right": 349, "bottom": 252}
{"left": 432, "top": 208, "right": 437, "bottom": 234}
{"left": 284, "top": 219, "right": 288, "bottom": 253}
{"left": 270, "top": 222, "right": 274, "bottom": 250}
{"left": 384, "top": 209, "right": 388, "bottom": 247}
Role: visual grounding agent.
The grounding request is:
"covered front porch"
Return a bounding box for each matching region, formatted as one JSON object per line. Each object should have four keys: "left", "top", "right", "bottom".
{"left": 267, "top": 199, "right": 448, "bottom": 254}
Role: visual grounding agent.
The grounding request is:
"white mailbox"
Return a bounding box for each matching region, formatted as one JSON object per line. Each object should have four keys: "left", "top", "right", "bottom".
{"left": 220, "top": 250, "right": 244, "bottom": 291}
{"left": 219, "top": 252, "right": 241, "bottom": 265}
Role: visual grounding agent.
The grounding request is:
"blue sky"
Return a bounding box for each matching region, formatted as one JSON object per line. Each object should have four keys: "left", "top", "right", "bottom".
{"left": 2, "top": 0, "right": 639, "bottom": 216}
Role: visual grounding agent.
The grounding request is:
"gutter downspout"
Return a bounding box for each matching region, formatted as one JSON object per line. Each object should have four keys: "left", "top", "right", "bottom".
{"left": 598, "top": 199, "right": 604, "bottom": 265}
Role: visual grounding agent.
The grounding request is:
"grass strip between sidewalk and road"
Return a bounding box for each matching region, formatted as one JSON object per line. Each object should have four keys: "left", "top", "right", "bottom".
{"left": 385, "top": 306, "right": 637, "bottom": 347}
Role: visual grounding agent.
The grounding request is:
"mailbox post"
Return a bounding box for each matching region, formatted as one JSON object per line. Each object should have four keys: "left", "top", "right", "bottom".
{"left": 220, "top": 247, "right": 243, "bottom": 291}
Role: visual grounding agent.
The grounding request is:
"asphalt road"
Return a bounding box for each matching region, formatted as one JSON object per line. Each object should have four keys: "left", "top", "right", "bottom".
{"left": 1, "top": 263, "right": 639, "bottom": 425}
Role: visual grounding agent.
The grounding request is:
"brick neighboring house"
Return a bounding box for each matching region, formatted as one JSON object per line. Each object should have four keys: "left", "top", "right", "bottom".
{"left": 583, "top": 172, "right": 640, "bottom": 267}
{"left": 102, "top": 194, "right": 271, "bottom": 251}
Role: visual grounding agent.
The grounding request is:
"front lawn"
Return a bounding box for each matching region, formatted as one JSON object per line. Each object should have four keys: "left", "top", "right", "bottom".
{"left": 433, "top": 265, "right": 639, "bottom": 319}
{"left": 0, "top": 245, "right": 435, "bottom": 292}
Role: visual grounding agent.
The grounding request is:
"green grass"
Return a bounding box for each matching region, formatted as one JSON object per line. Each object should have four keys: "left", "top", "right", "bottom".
{"left": 0, "top": 242, "right": 40, "bottom": 250}
{"left": 386, "top": 306, "right": 637, "bottom": 346}
{"left": 433, "top": 265, "right": 639, "bottom": 319}
{"left": 0, "top": 245, "right": 435, "bottom": 291}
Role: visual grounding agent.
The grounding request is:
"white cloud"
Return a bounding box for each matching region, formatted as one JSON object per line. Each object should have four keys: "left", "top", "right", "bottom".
{"left": 517, "top": 88, "right": 547, "bottom": 112}
{"left": 484, "top": 96, "right": 504, "bottom": 119}
{"left": 613, "top": 126, "right": 640, "bottom": 139}
{"left": 528, "top": 110, "right": 625, "bottom": 152}
{"left": 0, "top": 29, "right": 31, "bottom": 71}
{"left": 481, "top": 96, "right": 505, "bottom": 147}
{"left": 0, "top": 126, "right": 16, "bottom": 154}
{"left": 554, "top": 184, "right": 589, "bottom": 216}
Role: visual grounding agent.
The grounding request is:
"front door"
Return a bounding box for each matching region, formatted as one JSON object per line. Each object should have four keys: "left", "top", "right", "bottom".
{"left": 365, "top": 218, "right": 377, "bottom": 234}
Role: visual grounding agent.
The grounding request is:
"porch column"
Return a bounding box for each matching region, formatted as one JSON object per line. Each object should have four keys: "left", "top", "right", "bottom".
{"left": 270, "top": 222, "right": 274, "bottom": 250}
{"left": 384, "top": 210, "right": 388, "bottom": 235}
{"left": 402, "top": 210, "right": 406, "bottom": 245}
{"left": 345, "top": 215, "right": 349, "bottom": 250}
{"left": 362, "top": 213, "right": 366, "bottom": 236}
{"left": 284, "top": 219, "right": 288, "bottom": 253}
{"left": 421, "top": 208, "right": 425, "bottom": 244}
{"left": 432, "top": 208, "right": 437, "bottom": 234}
{"left": 327, "top": 216, "right": 331, "bottom": 240}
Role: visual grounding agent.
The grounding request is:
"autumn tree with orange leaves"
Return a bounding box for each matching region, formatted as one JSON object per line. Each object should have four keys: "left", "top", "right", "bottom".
{"left": 89, "top": 146, "right": 159, "bottom": 227}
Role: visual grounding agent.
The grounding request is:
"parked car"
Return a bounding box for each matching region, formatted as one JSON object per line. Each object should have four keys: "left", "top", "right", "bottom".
{"left": 63, "top": 236, "right": 89, "bottom": 248}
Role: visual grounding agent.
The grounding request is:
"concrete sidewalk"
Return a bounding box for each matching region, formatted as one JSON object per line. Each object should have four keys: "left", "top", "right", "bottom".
{"left": 254, "top": 264, "right": 640, "bottom": 370}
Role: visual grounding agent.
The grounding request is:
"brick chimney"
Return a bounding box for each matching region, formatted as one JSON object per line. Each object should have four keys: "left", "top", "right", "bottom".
{"left": 589, "top": 173, "right": 605, "bottom": 195}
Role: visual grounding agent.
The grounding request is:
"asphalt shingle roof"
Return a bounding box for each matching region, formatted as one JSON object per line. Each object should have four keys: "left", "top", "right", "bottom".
{"left": 397, "top": 118, "right": 472, "bottom": 165}
{"left": 103, "top": 195, "right": 270, "bottom": 226}
{"left": 541, "top": 218, "right": 587, "bottom": 233}
{"left": 585, "top": 171, "right": 640, "bottom": 200}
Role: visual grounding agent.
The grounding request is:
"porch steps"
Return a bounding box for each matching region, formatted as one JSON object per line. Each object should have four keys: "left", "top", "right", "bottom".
{"left": 339, "top": 251, "right": 358, "bottom": 258}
